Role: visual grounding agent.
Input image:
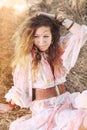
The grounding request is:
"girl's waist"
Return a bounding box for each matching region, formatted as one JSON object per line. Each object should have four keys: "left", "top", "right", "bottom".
{"left": 32, "top": 84, "right": 66, "bottom": 101}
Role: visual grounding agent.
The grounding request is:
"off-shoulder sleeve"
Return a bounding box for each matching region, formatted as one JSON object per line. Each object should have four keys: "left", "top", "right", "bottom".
{"left": 5, "top": 58, "right": 32, "bottom": 108}
{"left": 60, "top": 24, "right": 87, "bottom": 72}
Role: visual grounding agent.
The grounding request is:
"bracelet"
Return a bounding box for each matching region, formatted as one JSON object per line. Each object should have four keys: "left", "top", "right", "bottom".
{"left": 67, "top": 21, "right": 74, "bottom": 30}
{"left": 55, "top": 13, "right": 58, "bottom": 20}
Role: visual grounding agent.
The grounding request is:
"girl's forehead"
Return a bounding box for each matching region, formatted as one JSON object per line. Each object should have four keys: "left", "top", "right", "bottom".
{"left": 35, "top": 26, "right": 51, "bottom": 34}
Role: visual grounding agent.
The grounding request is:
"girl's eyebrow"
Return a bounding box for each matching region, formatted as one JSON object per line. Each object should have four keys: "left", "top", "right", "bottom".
{"left": 35, "top": 30, "right": 51, "bottom": 35}
{"left": 43, "top": 30, "right": 51, "bottom": 33}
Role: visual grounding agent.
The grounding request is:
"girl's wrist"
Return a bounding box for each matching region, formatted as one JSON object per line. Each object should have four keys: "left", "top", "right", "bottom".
{"left": 54, "top": 13, "right": 74, "bottom": 30}
{"left": 9, "top": 101, "right": 16, "bottom": 108}
{"left": 62, "top": 18, "right": 74, "bottom": 30}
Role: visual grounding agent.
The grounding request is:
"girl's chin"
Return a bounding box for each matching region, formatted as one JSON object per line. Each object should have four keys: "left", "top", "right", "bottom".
{"left": 39, "top": 48, "right": 47, "bottom": 52}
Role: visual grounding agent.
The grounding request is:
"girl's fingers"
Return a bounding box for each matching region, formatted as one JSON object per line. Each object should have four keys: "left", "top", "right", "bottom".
{"left": 35, "top": 12, "right": 48, "bottom": 17}
{"left": 35, "top": 12, "right": 42, "bottom": 17}
{"left": 0, "top": 103, "right": 12, "bottom": 113}
{"left": 0, "top": 110, "right": 7, "bottom": 113}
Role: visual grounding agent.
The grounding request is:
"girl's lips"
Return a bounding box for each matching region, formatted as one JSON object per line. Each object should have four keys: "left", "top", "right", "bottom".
{"left": 38, "top": 45, "right": 48, "bottom": 49}
{"left": 39, "top": 47, "right": 48, "bottom": 51}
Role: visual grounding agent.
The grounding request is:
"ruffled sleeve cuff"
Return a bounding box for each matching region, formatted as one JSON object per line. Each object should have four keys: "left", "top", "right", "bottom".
{"left": 5, "top": 86, "right": 31, "bottom": 108}
{"left": 60, "top": 24, "right": 87, "bottom": 72}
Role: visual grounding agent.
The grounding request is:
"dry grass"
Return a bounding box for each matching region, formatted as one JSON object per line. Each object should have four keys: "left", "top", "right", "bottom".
{"left": 0, "top": 107, "right": 31, "bottom": 130}
{"left": 0, "top": 7, "right": 27, "bottom": 101}
{"left": 0, "top": 7, "right": 31, "bottom": 130}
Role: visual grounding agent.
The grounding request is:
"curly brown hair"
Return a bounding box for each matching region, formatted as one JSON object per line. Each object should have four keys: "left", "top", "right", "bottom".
{"left": 12, "top": 14, "right": 61, "bottom": 71}
{"left": 30, "top": 15, "right": 61, "bottom": 68}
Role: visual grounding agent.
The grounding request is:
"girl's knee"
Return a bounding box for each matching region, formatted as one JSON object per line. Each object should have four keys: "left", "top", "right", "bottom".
{"left": 79, "top": 114, "right": 87, "bottom": 130}
{"left": 82, "top": 114, "right": 87, "bottom": 129}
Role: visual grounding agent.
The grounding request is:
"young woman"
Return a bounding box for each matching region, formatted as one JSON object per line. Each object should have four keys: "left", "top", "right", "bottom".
{"left": 0, "top": 13, "right": 87, "bottom": 130}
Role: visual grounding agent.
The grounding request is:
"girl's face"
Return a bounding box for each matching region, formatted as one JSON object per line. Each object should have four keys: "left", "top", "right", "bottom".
{"left": 33, "top": 26, "right": 52, "bottom": 52}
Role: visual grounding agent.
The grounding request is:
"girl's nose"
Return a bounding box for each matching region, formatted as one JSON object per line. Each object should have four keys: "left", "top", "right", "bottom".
{"left": 39, "top": 37, "right": 44, "bottom": 44}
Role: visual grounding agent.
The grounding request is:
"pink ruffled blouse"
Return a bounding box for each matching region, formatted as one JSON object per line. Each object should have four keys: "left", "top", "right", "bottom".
{"left": 5, "top": 23, "right": 87, "bottom": 109}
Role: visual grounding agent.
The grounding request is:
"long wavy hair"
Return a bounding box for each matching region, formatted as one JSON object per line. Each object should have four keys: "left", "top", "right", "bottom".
{"left": 11, "top": 14, "right": 61, "bottom": 71}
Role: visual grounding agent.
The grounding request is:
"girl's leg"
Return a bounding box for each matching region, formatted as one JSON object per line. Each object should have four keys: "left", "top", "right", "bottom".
{"left": 79, "top": 113, "right": 87, "bottom": 130}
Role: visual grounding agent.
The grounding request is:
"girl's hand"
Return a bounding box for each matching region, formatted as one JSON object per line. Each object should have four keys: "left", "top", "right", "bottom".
{"left": 36, "top": 12, "right": 55, "bottom": 19}
{"left": 0, "top": 103, "right": 13, "bottom": 113}
{"left": 56, "top": 14, "right": 65, "bottom": 23}
{"left": 36, "top": 12, "right": 65, "bottom": 23}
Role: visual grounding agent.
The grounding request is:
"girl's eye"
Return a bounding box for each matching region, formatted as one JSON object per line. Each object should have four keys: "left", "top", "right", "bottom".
{"left": 34, "top": 36, "right": 38, "bottom": 37}
{"left": 34, "top": 36, "right": 38, "bottom": 38}
{"left": 44, "top": 36, "right": 49, "bottom": 38}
